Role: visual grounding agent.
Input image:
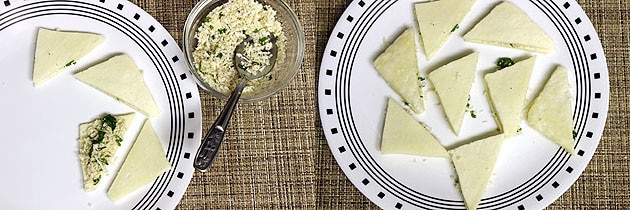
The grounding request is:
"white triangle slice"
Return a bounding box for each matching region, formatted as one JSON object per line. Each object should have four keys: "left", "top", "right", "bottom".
{"left": 33, "top": 28, "right": 105, "bottom": 86}
{"left": 414, "top": 0, "right": 476, "bottom": 60}
{"left": 428, "top": 52, "right": 478, "bottom": 135}
{"left": 380, "top": 99, "right": 448, "bottom": 157}
{"left": 78, "top": 112, "right": 135, "bottom": 191}
{"left": 484, "top": 56, "right": 536, "bottom": 135}
{"left": 75, "top": 54, "right": 159, "bottom": 117}
{"left": 463, "top": 2, "right": 555, "bottom": 53}
{"left": 450, "top": 134, "right": 506, "bottom": 210}
{"left": 527, "top": 66, "right": 574, "bottom": 154}
{"left": 107, "top": 120, "right": 171, "bottom": 202}
{"left": 373, "top": 28, "right": 424, "bottom": 114}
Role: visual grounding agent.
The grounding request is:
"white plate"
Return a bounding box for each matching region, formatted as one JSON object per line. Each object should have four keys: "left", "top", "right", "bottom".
{"left": 318, "top": 0, "right": 609, "bottom": 209}
{"left": 0, "top": 0, "right": 201, "bottom": 209}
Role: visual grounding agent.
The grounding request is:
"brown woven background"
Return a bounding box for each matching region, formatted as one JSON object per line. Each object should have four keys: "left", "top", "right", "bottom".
{"left": 129, "top": 0, "right": 629, "bottom": 209}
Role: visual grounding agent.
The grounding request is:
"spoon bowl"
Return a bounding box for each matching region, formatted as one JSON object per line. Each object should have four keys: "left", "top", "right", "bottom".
{"left": 193, "top": 37, "right": 278, "bottom": 172}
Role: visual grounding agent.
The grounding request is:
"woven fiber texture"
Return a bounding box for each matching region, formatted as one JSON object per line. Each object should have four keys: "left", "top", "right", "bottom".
{"left": 130, "top": 0, "right": 629, "bottom": 209}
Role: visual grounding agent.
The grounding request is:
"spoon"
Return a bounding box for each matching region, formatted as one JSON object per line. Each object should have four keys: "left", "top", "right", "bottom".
{"left": 193, "top": 36, "right": 278, "bottom": 172}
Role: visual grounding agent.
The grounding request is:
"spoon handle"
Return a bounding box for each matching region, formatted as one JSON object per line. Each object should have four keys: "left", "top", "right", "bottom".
{"left": 193, "top": 80, "right": 247, "bottom": 172}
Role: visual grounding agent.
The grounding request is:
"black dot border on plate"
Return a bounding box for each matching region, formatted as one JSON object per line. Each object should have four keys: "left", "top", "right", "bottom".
{"left": 563, "top": 2, "right": 570, "bottom": 9}
{"left": 337, "top": 32, "right": 344, "bottom": 39}
{"left": 346, "top": 15, "right": 354, "bottom": 22}
{"left": 325, "top": 69, "right": 333, "bottom": 76}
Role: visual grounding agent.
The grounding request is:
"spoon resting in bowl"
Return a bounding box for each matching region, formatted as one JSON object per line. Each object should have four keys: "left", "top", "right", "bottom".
{"left": 194, "top": 36, "right": 278, "bottom": 172}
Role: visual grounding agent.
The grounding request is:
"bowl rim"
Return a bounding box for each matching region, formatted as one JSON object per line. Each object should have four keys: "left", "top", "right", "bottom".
{"left": 182, "top": 0, "right": 305, "bottom": 102}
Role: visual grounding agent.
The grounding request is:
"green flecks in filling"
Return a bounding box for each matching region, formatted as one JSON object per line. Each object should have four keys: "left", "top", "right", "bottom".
{"left": 65, "top": 60, "right": 77, "bottom": 67}
{"left": 450, "top": 24, "right": 459, "bottom": 33}
{"left": 258, "top": 36, "right": 270, "bottom": 45}
{"left": 497, "top": 57, "right": 515, "bottom": 69}
{"left": 102, "top": 114, "right": 117, "bottom": 130}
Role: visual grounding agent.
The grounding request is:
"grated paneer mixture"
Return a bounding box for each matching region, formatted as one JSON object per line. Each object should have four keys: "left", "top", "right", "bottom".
{"left": 193, "top": 0, "right": 286, "bottom": 95}
{"left": 78, "top": 114, "right": 128, "bottom": 191}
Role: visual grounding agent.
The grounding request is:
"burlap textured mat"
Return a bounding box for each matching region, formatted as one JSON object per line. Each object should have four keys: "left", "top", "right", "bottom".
{"left": 131, "top": 0, "right": 629, "bottom": 209}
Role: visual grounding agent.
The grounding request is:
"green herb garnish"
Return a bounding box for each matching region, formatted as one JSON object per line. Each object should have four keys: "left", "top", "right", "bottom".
{"left": 102, "top": 114, "right": 117, "bottom": 130}
{"left": 100, "top": 158, "right": 109, "bottom": 165}
{"left": 93, "top": 175, "right": 101, "bottom": 184}
{"left": 65, "top": 60, "right": 76, "bottom": 67}
{"left": 451, "top": 24, "right": 460, "bottom": 33}
{"left": 115, "top": 136, "right": 123, "bottom": 146}
{"left": 497, "top": 57, "right": 515, "bottom": 69}
{"left": 259, "top": 36, "right": 270, "bottom": 45}
{"left": 93, "top": 130, "right": 106, "bottom": 144}
{"left": 88, "top": 146, "right": 94, "bottom": 158}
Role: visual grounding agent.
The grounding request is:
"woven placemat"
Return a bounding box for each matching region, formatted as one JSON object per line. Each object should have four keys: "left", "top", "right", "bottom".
{"left": 132, "top": 0, "right": 630, "bottom": 209}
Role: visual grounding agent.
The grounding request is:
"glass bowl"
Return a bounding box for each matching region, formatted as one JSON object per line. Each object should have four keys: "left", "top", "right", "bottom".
{"left": 182, "top": 0, "right": 305, "bottom": 101}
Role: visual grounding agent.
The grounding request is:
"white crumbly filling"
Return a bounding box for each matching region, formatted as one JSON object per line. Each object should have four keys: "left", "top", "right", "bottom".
{"left": 193, "top": 0, "right": 286, "bottom": 95}
{"left": 78, "top": 115, "right": 126, "bottom": 191}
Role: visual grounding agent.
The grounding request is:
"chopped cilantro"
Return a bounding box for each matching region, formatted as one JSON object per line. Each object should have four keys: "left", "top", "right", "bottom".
{"left": 93, "top": 175, "right": 101, "bottom": 184}
{"left": 115, "top": 136, "right": 123, "bottom": 146}
{"left": 100, "top": 158, "right": 109, "bottom": 165}
{"left": 102, "top": 114, "right": 117, "bottom": 130}
{"left": 65, "top": 60, "right": 76, "bottom": 67}
{"left": 259, "top": 36, "right": 270, "bottom": 45}
{"left": 497, "top": 57, "right": 515, "bottom": 69}
{"left": 451, "top": 24, "right": 460, "bottom": 33}
{"left": 93, "top": 130, "right": 106, "bottom": 144}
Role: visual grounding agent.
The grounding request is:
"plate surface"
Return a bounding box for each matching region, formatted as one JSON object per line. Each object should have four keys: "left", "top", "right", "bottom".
{"left": 0, "top": 0, "right": 201, "bottom": 209}
{"left": 318, "top": 0, "right": 609, "bottom": 209}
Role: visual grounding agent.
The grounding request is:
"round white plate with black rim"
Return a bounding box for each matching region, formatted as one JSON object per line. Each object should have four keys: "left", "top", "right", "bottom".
{"left": 318, "top": 0, "right": 608, "bottom": 209}
{"left": 0, "top": 0, "right": 201, "bottom": 209}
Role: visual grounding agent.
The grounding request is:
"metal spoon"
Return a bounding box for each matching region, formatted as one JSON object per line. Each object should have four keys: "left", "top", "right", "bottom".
{"left": 193, "top": 36, "right": 278, "bottom": 172}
